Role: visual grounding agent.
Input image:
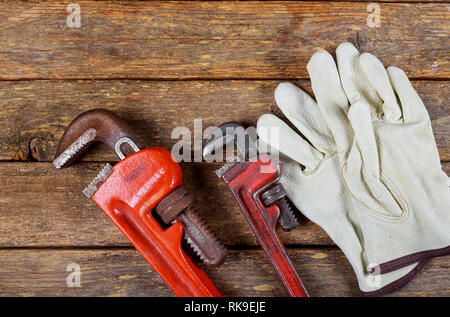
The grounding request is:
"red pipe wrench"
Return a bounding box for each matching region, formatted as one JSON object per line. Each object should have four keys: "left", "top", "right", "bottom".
{"left": 203, "top": 123, "right": 309, "bottom": 297}
{"left": 53, "top": 109, "right": 226, "bottom": 297}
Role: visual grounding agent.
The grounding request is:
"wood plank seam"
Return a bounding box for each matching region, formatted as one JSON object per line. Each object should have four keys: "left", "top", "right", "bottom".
{"left": 0, "top": 80, "right": 447, "bottom": 161}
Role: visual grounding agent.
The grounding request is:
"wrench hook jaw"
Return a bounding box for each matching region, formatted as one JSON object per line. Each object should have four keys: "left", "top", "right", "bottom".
{"left": 53, "top": 109, "right": 142, "bottom": 169}
{"left": 202, "top": 122, "right": 258, "bottom": 162}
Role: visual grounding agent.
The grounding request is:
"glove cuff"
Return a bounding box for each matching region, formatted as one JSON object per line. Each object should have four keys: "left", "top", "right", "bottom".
{"left": 376, "top": 245, "right": 450, "bottom": 274}
{"left": 363, "top": 259, "right": 430, "bottom": 297}
{"left": 363, "top": 245, "right": 450, "bottom": 296}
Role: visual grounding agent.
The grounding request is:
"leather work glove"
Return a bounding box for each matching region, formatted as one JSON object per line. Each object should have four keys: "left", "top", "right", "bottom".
{"left": 257, "top": 42, "right": 450, "bottom": 295}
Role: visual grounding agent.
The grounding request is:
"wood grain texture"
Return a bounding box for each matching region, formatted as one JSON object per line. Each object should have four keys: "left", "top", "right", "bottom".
{"left": 0, "top": 0, "right": 448, "bottom": 298}
{"left": 0, "top": 249, "right": 447, "bottom": 297}
{"left": 0, "top": 1, "right": 448, "bottom": 80}
{"left": 0, "top": 161, "right": 448, "bottom": 248}
{"left": 0, "top": 80, "right": 448, "bottom": 162}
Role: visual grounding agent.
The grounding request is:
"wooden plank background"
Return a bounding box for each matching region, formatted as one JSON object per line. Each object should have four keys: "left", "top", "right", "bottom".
{"left": 0, "top": 1, "right": 448, "bottom": 79}
{"left": 0, "top": 0, "right": 448, "bottom": 297}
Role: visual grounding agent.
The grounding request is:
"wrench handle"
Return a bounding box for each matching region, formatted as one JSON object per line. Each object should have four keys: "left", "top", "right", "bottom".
{"left": 222, "top": 159, "right": 308, "bottom": 297}
{"left": 239, "top": 188, "right": 309, "bottom": 297}
{"left": 92, "top": 148, "right": 221, "bottom": 297}
{"left": 104, "top": 200, "right": 221, "bottom": 297}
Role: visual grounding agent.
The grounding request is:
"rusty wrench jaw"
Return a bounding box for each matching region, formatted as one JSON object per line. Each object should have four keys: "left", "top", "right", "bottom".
{"left": 53, "top": 109, "right": 143, "bottom": 198}
{"left": 203, "top": 122, "right": 259, "bottom": 162}
{"left": 53, "top": 109, "right": 142, "bottom": 169}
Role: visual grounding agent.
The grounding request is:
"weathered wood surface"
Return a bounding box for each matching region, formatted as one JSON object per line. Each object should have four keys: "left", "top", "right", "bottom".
{"left": 0, "top": 80, "right": 448, "bottom": 162}
{"left": 0, "top": 1, "right": 448, "bottom": 80}
{"left": 0, "top": 249, "right": 448, "bottom": 297}
{"left": 0, "top": 0, "right": 448, "bottom": 297}
{"left": 0, "top": 161, "right": 448, "bottom": 248}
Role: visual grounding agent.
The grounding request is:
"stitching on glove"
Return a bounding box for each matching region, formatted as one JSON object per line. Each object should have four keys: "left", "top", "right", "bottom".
{"left": 301, "top": 152, "right": 337, "bottom": 176}
{"left": 377, "top": 246, "right": 450, "bottom": 274}
{"left": 363, "top": 259, "right": 430, "bottom": 297}
{"left": 341, "top": 170, "right": 410, "bottom": 223}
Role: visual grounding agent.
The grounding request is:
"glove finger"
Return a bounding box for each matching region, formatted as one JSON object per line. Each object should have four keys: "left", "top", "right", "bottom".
{"left": 336, "top": 42, "right": 382, "bottom": 119}
{"left": 347, "top": 101, "right": 402, "bottom": 217}
{"left": 257, "top": 113, "right": 323, "bottom": 171}
{"left": 307, "top": 50, "right": 351, "bottom": 154}
{"left": 387, "top": 66, "right": 429, "bottom": 124}
{"left": 347, "top": 101, "right": 379, "bottom": 175}
{"left": 359, "top": 53, "right": 403, "bottom": 122}
{"left": 274, "top": 82, "right": 335, "bottom": 155}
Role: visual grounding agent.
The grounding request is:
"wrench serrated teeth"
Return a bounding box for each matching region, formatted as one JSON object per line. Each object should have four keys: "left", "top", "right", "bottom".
{"left": 181, "top": 207, "right": 227, "bottom": 267}
{"left": 185, "top": 236, "right": 205, "bottom": 262}
{"left": 278, "top": 197, "right": 299, "bottom": 231}
{"left": 82, "top": 163, "right": 114, "bottom": 198}
{"left": 215, "top": 161, "right": 238, "bottom": 178}
{"left": 53, "top": 128, "right": 97, "bottom": 169}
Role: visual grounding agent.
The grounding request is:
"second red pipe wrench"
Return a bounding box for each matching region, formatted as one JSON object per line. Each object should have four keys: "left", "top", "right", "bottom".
{"left": 203, "top": 123, "right": 309, "bottom": 297}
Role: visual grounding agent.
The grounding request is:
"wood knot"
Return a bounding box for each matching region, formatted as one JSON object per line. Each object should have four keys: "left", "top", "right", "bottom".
{"left": 29, "top": 138, "right": 41, "bottom": 161}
